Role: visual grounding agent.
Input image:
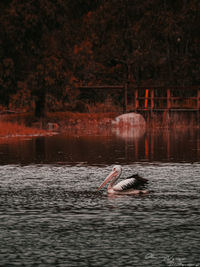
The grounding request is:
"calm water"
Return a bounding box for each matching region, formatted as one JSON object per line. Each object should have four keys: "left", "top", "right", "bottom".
{"left": 0, "top": 128, "right": 200, "bottom": 267}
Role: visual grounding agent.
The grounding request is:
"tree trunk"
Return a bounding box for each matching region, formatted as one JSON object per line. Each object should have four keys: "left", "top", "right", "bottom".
{"left": 35, "top": 89, "right": 46, "bottom": 118}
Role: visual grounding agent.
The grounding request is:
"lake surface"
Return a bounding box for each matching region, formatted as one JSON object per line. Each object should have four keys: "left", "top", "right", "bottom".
{"left": 0, "top": 127, "right": 200, "bottom": 165}
{"left": 0, "top": 128, "right": 200, "bottom": 266}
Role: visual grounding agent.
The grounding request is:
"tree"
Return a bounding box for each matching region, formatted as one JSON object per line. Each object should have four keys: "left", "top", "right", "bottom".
{"left": 0, "top": 58, "right": 16, "bottom": 105}
{"left": 74, "top": 0, "right": 200, "bottom": 87}
{"left": 0, "top": 0, "right": 199, "bottom": 114}
{"left": 27, "top": 56, "right": 69, "bottom": 117}
{"left": 0, "top": 0, "right": 77, "bottom": 115}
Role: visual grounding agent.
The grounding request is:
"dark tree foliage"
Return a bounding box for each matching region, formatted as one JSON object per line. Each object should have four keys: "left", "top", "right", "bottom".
{"left": 0, "top": 0, "right": 74, "bottom": 116}
{"left": 0, "top": 0, "right": 199, "bottom": 115}
{"left": 78, "top": 0, "right": 200, "bottom": 86}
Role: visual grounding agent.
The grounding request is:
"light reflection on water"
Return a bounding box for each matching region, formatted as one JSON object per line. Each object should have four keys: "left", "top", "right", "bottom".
{"left": 0, "top": 127, "right": 200, "bottom": 165}
{"left": 0, "top": 128, "right": 200, "bottom": 266}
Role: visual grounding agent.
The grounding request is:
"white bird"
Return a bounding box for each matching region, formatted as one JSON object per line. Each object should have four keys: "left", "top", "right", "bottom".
{"left": 97, "top": 165, "right": 148, "bottom": 195}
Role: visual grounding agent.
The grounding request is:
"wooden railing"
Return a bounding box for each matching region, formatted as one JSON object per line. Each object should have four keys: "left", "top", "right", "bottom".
{"left": 79, "top": 85, "right": 200, "bottom": 113}
{"left": 131, "top": 87, "right": 200, "bottom": 112}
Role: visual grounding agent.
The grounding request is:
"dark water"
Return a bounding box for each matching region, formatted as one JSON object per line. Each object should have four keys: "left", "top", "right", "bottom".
{"left": 0, "top": 128, "right": 200, "bottom": 267}
{"left": 0, "top": 128, "right": 200, "bottom": 165}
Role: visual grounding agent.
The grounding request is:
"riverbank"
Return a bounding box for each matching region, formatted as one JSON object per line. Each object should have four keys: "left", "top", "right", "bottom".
{"left": 0, "top": 111, "right": 199, "bottom": 141}
{"left": 1, "top": 111, "right": 118, "bottom": 124}
{"left": 1, "top": 112, "right": 118, "bottom": 132}
{"left": 0, "top": 121, "right": 52, "bottom": 145}
{"left": 0, "top": 112, "right": 118, "bottom": 142}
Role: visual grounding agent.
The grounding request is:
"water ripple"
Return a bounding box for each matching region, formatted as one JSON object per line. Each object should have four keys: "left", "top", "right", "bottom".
{"left": 0, "top": 163, "right": 200, "bottom": 266}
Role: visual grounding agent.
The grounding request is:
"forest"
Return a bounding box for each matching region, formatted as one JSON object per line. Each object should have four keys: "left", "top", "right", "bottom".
{"left": 0, "top": 0, "right": 199, "bottom": 117}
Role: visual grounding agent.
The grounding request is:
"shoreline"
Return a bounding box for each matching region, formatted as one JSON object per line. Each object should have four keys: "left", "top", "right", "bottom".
{"left": 0, "top": 112, "right": 117, "bottom": 143}
{"left": 0, "top": 111, "right": 199, "bottom": 143}
{"left": 0, "top": 121, "right": 56, "bottom": 144}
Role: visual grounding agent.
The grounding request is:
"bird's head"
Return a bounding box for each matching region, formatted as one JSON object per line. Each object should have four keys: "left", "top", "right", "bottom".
{"left": 97, "top": 165, "right": 122, "bottom": 191}
{"left": 112, "top": 165, "right": 122, "bottom": 175}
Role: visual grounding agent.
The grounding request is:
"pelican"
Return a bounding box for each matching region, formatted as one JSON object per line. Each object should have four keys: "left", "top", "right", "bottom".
{"left": 97, "top": 165, "right": 148, "bottom": 195}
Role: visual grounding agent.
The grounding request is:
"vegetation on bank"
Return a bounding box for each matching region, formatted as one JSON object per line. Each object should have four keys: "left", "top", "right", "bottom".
{"left": 0, "top": 121, "right": 47, "bottom": 138}
{"left": 0, "top": 112, "right": 118, "bottom": 137}
{"left": 0, "top": 110, "right": 199, "bottom": 144}
{"left": 1, "top": 110, "right": 199, "bottom": 136}
{"left": 1, "top": 111, "right": 118, "bottom": 125}
{"left": 0, "top": 0, "right": 199, "bottom": 117}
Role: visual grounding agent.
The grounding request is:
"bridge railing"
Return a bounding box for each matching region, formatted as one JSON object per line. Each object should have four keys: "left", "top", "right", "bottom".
{"left": 79, "top": 85, "right": 200, "bottom": 113}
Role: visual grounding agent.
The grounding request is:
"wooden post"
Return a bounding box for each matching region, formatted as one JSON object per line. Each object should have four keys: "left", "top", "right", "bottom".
{"left": 150, "top": 89, "right": 154, "bottom": 116}
{"left": 134, "top": 88, "right": 139, "bottom": 111}
{"left": 167, "top": 88, "right": 171, "bottom": 109}
{"left": 144, "top": 89, "right": 149, "bottom": 110}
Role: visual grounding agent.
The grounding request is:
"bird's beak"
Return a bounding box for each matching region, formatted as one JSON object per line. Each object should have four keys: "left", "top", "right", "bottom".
{"left": 97, "top": 170, "right": 118, "bottom": 191}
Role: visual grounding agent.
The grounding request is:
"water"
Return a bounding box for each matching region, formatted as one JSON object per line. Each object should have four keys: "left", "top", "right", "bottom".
{"left": 0, "top": 128, "right": 200, "bottom": 165}
{"left": 0, "top": 128, "right": 200, "bottom": 267}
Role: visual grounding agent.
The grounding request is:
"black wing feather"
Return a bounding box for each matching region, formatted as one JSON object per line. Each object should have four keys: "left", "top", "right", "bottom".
{"left": 123, "top": 174, "right": 148, "bottom": 190}
{"left": 127, "top": 173, "right": 148, "bottom": 183}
